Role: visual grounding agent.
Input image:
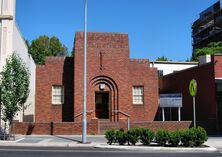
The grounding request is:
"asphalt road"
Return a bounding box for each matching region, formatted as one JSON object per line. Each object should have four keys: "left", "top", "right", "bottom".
{"left": 0, "top": 147, "right": 221, "bottom": 157}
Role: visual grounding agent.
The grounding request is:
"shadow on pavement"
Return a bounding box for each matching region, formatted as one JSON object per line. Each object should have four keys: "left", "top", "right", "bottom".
{"left": 54, "top": 136, "right": 82, "bottom": 143}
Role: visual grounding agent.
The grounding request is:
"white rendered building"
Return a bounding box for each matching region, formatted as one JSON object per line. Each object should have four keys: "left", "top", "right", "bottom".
{"left": 150, "top": 61, "right": 198, "bottom": 77}
{"left": 0, "top": 0, "right": 36, "bottom": 123}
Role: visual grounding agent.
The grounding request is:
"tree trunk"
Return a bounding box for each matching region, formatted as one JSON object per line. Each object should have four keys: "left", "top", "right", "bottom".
{"left": 9, "top": 120, "right": 15, "bottom": 141}
{"left": 9, "top": 121, "right": 12, "bottom": 141}
{"left": 3, "top": 122, "right": 6, "bottom": 140}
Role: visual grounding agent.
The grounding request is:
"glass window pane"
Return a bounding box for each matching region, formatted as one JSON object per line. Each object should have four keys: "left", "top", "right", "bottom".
{"left": 52, "top": 85, "right": 64, "bottom": 104}
{"left": 133, "top": 86, "right": 144, "bottom": 104}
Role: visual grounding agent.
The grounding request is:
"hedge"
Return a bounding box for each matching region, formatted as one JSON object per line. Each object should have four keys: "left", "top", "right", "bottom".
{"left": 105, "top": 127, "right": 208, "bottom": 147}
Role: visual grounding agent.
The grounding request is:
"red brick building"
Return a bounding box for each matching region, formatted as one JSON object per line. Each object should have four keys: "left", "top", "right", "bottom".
{"left": 13, "top": 32, "right": 192, "bottom": 135}
{"left": 35, "top": 32, "right": 158, "bottom": 123}
{"left": 160, "top": 55, "right": 222, "bottom": 134}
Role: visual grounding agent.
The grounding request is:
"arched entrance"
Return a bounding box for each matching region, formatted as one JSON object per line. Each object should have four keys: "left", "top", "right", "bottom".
{"left": 90, "top": 76, "right": 119, "bottom": 121}
{"left": 95, "top": 91, "right": 109, "bottom": 119}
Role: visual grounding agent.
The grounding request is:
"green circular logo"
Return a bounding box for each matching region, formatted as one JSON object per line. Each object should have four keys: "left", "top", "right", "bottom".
{"left": 189, "top": 79, "right": 197, "bottom": 97}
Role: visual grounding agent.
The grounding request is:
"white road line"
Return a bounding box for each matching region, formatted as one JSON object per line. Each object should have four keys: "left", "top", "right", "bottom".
{"left": 0, "top": 138, "right": 24, "bottom": 143}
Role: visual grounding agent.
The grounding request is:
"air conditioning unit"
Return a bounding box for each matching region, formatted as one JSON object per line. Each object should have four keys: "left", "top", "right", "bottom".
{"left": 199, "top": 55, "right": 211, "bottom": 65}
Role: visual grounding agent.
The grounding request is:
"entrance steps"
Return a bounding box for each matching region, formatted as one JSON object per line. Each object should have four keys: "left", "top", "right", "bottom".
{"left": 99, "top": 119, "right": 120, "bottom": 134}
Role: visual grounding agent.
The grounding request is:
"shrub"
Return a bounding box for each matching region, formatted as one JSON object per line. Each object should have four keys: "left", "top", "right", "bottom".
{"left": 105, "top": 129, "right": 116, "bottom": 145}
{"left": 168, "top": 130, "right": 181, "bottom": 147}
{"left": 115, "top": 129, "right": 127, "bottom": 145}
{"left": 180, "top": 128, "right": 195, "bottom": 147}
{"left": 140, "top": 128, "right": 154, "bottom": 145}
{"left": 155, "top": 129, "right": 169, "bottom": 146}
{"left": 127, "top": 128, "right": 141, "bottom": 145}
{"left": 192, "top": 127, "right": 208, "bottom": 146}
{"left": 181, "top": 127, "right": 208, "bottom": 147}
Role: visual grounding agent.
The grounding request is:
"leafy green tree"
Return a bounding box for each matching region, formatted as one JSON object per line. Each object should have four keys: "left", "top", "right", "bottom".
{"left": 156, "top": 56, "right": 168, "bottom": 61}
{"left": 29, "top": 36, "right": 50, "bottom": 64}
{"left": 0, "top": 54, "right": 30, "bottom": 137}
{"left": 58, "top": 44, "right": 68, "bottom": 56}
{"left": 49, "top": 36, "right": 62, "bottom": 56}
{"left": 192, "top": 41, "right": 222, "bottom": 61}
{"left": 29, "top": 35, "right": 68, "bottom": 64}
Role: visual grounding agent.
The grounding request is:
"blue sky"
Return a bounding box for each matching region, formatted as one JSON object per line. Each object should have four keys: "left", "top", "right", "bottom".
{"left": 16, "top": 0, "right": 218, "bottom": 61}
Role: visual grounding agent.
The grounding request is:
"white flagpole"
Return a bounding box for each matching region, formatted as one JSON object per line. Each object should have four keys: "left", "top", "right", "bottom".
{"left": 82, "top": 0, "right": 88, "bottom": 143}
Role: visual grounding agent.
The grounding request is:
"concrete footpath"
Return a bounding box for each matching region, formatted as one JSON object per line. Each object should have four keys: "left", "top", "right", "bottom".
{"left": 205, "top": 136, "right": 222, "bottom": 152}
{"left": 0, "top": 135, "right": 220, "bottom": 152}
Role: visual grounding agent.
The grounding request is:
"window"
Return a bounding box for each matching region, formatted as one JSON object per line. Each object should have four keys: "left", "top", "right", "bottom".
{"left": 217, "top": 83, "right": 222, "bottom": 92}
{"left": 132, "top": 86, "right": 144, "bottom": 104}
{"left": 158, "top": 70, "right": 163, "bottom": 77}
{"left": 52, "top": 85, "right": 64, "bottom": 104}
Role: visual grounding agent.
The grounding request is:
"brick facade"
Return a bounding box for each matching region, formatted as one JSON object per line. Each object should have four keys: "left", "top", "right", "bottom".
{"left": 213, "top": 55, "right": 222, "bottom": 78}
{"left": 29, "top": 32, "right": 193, "bottom": 135}
{"left": 35, "top": 57, "right": 74, "bottom": 122}
{"left": 36, "top": 32, "right": 159, "bottom": 124}
{"left": 160, "top": 55, "right": 222, "bottom": 134}
{"left": 73, "top": 32, "right": 158, "bottom": 122}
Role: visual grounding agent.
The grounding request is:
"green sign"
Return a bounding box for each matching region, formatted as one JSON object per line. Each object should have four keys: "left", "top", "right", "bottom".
{"left": 189, "top": 79, "right": 197, "bottom": 97}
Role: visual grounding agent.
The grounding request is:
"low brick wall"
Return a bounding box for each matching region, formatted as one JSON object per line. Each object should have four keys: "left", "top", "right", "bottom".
{"left": 13, "top": 118, "right": 99, "bottom": 135}
{"left": 13, "top": 120, "right": 191, "bottom": 135}
{"left": 117, "top": 119, "right": 192, "bottom": 132}
{"left": 131, "top": 121, "right": 192, "bottom": 131}
{"left": 13, "top": 122, "right": 51, "bottom": 135}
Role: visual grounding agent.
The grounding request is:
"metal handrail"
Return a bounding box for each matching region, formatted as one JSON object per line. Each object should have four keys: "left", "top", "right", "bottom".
{"left": 74, "top": 110, "right": 93, "bottom": 119}
{"left": 112, "top": 110, "right": 130, "bottom": 130}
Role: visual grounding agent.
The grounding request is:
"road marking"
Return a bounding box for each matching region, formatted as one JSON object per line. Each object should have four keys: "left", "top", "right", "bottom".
{"left": 0, "top": 138, "right": 24, "bottom": 143}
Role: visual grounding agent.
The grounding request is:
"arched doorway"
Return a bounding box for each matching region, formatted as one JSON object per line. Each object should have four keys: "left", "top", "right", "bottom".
{"left": 95, "top": 91, "right": 109, "bottom": 119}
{"left": 90, "top": 76, "right": 119, "bottom": 121}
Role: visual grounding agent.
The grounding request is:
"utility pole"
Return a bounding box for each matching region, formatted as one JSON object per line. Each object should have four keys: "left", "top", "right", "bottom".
{"left": 82, "top": 0, "right": 88, "bottom": 143}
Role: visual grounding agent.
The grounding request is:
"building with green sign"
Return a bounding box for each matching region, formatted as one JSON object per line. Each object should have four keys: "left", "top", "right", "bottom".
{"left": 160, "top": 55, "right": 222, "bottom": 134}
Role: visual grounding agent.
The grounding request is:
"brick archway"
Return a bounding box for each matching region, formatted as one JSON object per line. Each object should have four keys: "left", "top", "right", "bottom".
{"left": 90, "top": 76, "right": 119, "bottom": 121}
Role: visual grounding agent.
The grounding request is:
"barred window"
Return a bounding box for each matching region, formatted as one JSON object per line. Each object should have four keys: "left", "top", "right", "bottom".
{"left": 132, "top": 86, "right": 144, "bottom": 104}
{"left": 52, "top": 85, "right": 64, "bottom": 104}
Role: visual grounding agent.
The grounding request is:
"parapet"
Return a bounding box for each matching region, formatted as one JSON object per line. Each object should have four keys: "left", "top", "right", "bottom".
{"left": 75, "top": 32, "right": 129, "bottom": 49}
{"left": 130, "top": 58, "right": 150, "bottom": 66}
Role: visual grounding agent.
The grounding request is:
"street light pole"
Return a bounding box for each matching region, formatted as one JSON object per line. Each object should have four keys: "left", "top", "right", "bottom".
{"left": 82, "top": 0, "right": 88, "bottom": 143}
{"left": 193, "top": 96, "right": 196, "bottom": 128}
{"left": 189, "top": 79, "right": 197, "bottom": 128}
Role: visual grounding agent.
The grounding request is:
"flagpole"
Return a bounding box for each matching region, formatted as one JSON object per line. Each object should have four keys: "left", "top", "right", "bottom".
{"left": 82, "top": 0, "right": 87, "bottom": 143}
